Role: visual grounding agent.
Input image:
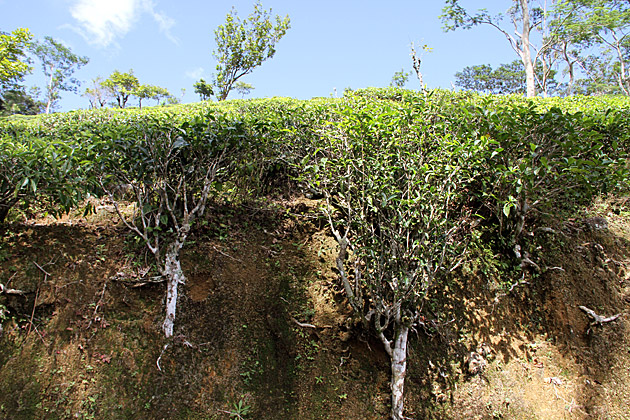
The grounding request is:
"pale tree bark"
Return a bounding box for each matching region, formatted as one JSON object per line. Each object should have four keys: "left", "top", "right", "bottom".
{"left": 317, "top": 115, "right": 466, "bottom": 420}
{"left": 373, "top": 305, "right": 410, "bottom": 420}
{"left": 45, "top": 67, "right": 56, "bottom": 114}
{"left": 388, "top": 325, "right": 409, "bottom": 420}
{"left": 161, "top": 234, "right": 188, "bottom": 337}
{"left": 532, "top": 0, "right": 562, "bottom": 97}
{"left": 561, "top": 41, "right": 577, "bottom": 95}
{"left": 410, "top": 43, "right": 426, "bottom": 92}
{"left": 610, "top": 32, "right": 630, "bottom": 95}
{"left": 518, "top": 0, "right": 536, "bottom": 97}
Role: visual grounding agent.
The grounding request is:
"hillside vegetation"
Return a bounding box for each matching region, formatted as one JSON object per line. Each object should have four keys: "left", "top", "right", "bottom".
{"left": 1, "top": 88, "right": 629, "bottom": 419}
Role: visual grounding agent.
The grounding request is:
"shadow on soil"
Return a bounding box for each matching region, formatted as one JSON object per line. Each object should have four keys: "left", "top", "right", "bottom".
{"left": 0, "top": 197, "right": 629, "bottom": 419}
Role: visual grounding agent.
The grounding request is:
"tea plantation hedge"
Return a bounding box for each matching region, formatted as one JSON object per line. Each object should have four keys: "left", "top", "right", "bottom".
{"left": 1, "top": 88, "right": 628, "bottom": 231}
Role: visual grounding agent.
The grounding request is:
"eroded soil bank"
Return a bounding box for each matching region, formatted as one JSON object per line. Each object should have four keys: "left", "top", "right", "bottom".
{"left": 1, "top": 196, "right": 629, "bottom": 419}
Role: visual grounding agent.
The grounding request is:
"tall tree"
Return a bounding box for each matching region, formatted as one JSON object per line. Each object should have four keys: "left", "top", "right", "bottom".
{"left": 212, "top": 1, "right": 290, "bottom": 101}
{"left": 134, "top": 84, "right": 172, "bottom": 108}
{"left": 150, "top": 85, "right": 172, "bottom": 106}
{"left": 102, "top": 70, "right": 139, "bottom": 108}
{"left": 193, "top": 78, "right": 213, "bottom": 101}
{"left": 455, "top": 60, "right": 559, "bottom": 95}
{"left": 83, "top": 76, "right": 110, "bottom": 109}
{"left": 31, "top": 36, "right": 89, "bottom": 113}
{"left": 572, "top": 55, "right": 624, "bottom": 95}
{"left": 390, "top": 68, "right": 410, "bottom": 88}
{"left": 442, "top": 0, "right": 545, "bottom": 97}
{"left": 552, "top": 0, "right": 630, "bottom": 95}
{"left": 0, "top": 28, "right": 33, "bottom": 93}
{"left": 234, "top": 81, "right": 254, "bottom": 98}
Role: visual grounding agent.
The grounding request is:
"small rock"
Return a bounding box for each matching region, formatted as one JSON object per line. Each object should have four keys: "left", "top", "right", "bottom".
{"left": 544, "top": 376, "right": 563, "bottom": 386}
{"left": 465, "top": 351, "right": 487, "bottom": 376}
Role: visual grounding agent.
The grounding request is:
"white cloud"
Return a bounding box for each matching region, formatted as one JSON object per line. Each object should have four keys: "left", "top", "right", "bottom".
{"left": 148, "top": 8, "right": 177, "bottom": 44}
{"left": 185, "top": 67, "right": 205, "bottom": 80}
{"left": 68, "top": 0, "right": 176, "bottom": 48}
{"left": 141, "top": 0, "right": 178, "bottom": 44}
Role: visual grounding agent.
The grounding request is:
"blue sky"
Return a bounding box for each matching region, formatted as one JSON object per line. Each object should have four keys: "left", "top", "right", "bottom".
{"left": 1, "top": 0, "right": 518, "bottom": 111}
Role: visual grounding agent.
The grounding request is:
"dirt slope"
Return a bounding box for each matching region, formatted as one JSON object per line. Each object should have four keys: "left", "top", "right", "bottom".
{"left": 0, "top": 196, "right": 629, "bottom": 419}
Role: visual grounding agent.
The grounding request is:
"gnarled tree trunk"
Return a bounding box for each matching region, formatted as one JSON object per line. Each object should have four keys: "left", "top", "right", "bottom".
{"left": 389, "top": 325, "right": 409, "bottom": 420}
{"left": 161, "top": 237, "right": 187, "bottom": 338}
{"left": 376, "top": 319, "right": 411, "bottom": 420}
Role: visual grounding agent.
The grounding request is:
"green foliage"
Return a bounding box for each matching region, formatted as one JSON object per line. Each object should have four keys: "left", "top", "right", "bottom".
{"left": 0, "top": 86, "right": 628, "bottom": 420}
{"left": 101, "top": 69, "right": 139, "bottom": 108}
{"left": 0, "top": 28, "right": 33, "bottom": 92}
{"left": 469, "top": 100, "right": 626, "bottom": 244}
{"left": 193, "top": 78, "right": 213, "bottom": 101}
{"left": 0, "top": 129, "right": 94, "bottom": 222}
{"left": 83, "top": 77, "right": 109, "bottom": 109}
{"left": 441, "top": 0, "right": 492, "bottom": 32}
{"left": 455, "top": 60, "right": 562, "bottom": 96}
{"left": 31, "top": 36, "right": 89, "bottom": 113}
{"left": 552, "top": 0, "right": 630, "bottom": 95}
{"left": 441, "top": 1, "right": 546, "bottom": 98}
{"left": 133, "top": 84, "right": 172, "bottom": 108}
{"left": 91, "top": 109, "right": 244, "bottom": 238}
{"left": 390, "top": 69, "right": 410, "bottom": 88}
{"left": 455, "top": 62, "right": 524, "bottom": 94}
{"left": 301, "top": 93, "right": 485, "bottom": 338}
{"left": 234, "top": 81, "right": 255, "bottom": 98}
{"left": 212, "top": 1, "right": 290, "bottom": 101}
{"left": 229, "top": 398, "right": 251, "bottom": 418}
{"left": 86, "top": 73, "right": 170, "bottom": 109}
{"left": 0, "top": 88, "right": 44, "bottom": 116}
{"left": 1, "top": 88, "right": 628, "bottom": 242}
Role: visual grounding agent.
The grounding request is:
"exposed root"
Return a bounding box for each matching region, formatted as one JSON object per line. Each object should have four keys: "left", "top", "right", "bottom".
{"left": 579, "top": 305, "right": 622, "bottom": 330}
{"left": 0, "top": 283, "right": 25, "bottom": 297}
{"left": 156, "top": 343, "right": 170, "bottom": 372}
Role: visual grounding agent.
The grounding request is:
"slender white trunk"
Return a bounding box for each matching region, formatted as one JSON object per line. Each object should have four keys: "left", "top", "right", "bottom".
{"left": 45, "top": 71, "right": 54, "bottom": 114}
{"left": 390, "top": 325, "right": 409, "bottom": 420}
{"left": 520, "top": 0, "right": 536, "bottom": 98}
{"left": 162, "top": 239, "right": 186, "bottom": 338}
{"left": 562, "top": 42, "right": 576, "bottom": 95}
{"left": 610, "top": 33, "right": 630, "bottom": 95}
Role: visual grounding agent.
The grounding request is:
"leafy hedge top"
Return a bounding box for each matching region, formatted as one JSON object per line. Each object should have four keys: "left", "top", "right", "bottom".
{"left": 0, "top": 88, "right": 628, "bottom": 223}
{"left": 2, "top": 88, "right": 629, "bottom": 135}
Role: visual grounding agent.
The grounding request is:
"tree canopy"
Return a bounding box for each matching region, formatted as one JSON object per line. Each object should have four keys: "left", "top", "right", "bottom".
{"left": 455, "top": 60, "right": 560, "bottom": 95}
{"left": 442, "top": 0, "right": 549, "bottom": 97}
{"left": 443, "top": 0, "right": 630, "bottom": 97}
{"left": 0, "top": 88, "right": 44, "bottom": 116}
{"left": 134, "top": 84, "right": 172, "bottom": 108}
{"left": 390, "top": 68, "right": 410, "bottom": 88}
{"left": 210, "top": 1, "right": 290, "bottom": 101}
{"left": 83, "top": 77, "right": 110, "bottom": 109}
{"left": 193, "top": 78, "right": 214, "bottom": 101}
{"left": 0, "top": 28, "right": 33, "bottom": 93}
{"left": 31, "top": 36, "right": 89, "bottom": 113}
{"left": 551, "top": 0, "right": 630, "bottom": 95}
{"left": 101, "top": 70, "right": 140, "bottom": 108}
